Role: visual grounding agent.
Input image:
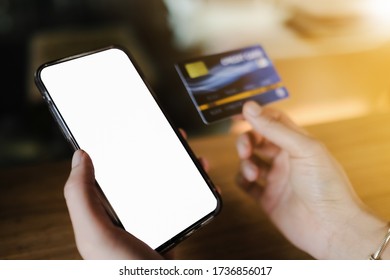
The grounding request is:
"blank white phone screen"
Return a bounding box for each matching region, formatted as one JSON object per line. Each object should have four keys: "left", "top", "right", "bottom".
{"left": 39, "top": 48, "right": 219, "bottom": 250}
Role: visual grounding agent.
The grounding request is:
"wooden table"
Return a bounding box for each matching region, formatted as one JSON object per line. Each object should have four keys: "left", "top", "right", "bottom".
{"left": 2, "top": 113, "right": 390, "bottom": 259}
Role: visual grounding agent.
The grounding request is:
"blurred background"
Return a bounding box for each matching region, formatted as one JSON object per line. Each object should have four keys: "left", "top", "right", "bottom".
{"left": 2, "top": 0, "right": 390, "bottom": 167}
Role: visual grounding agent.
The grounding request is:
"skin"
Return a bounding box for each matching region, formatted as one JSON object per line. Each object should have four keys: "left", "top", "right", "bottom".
{"left": 64, "top": 129, "right": 207, "bottom": 260}
{"left": 64, "top": 150, "right": 162, "bottom": 259}
{"left": 64, "top": 101, "right": 390, "bottom": 259}
{"left": 236, "top": 101, "right": 389, "bottom": 259}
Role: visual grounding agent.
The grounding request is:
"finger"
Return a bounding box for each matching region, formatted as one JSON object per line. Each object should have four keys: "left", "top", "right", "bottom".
{"left": 179, "top": 128, "right": 210, "bottom": 172}
{"left": 253, "top": 138, "right": 281, "bottom": 163}
{"left": 243, "top": 101, "right": 317, "bottom": 157}
{"left": 64, "top": 151, "right": 137, "bottom": 253}
{"left": 235, "top": 172, "right": 264, "bottom": 201}
{"left": 179, "top": 128, "right": 187, "bottom": 140}
{"left": 237, "top": 131, "right": 269, "bottom": 159}
{"left": 232, "top": 114, "right": 245, "bottom": 121}
{"left": 240, "top": 156, "right": 270, "bottom": 182}
{"left": 237, "top": 130, "right": 281, "bottom": 163}
{"left": 198, "top": 156, "right": 210, "bottom": 172}
{"left": 241, "top": 159, "right": 258, "bottom": 182}
{"left": 261, "top": 107, "right": 308, "bottom": 135}
{"left": 64, "top": 151, "right": 115, "bottom": 248}
{"left": 215, "top": 185, "right": 222, "bottom": 195}
{"left": 197, "top": 157, "right": 220, "bottom": 194}
{"left": 236, "top": 132, "right": 255, "bottom": 159}
{"left": 65, "top": 150, "right": 163, "bottom": 259}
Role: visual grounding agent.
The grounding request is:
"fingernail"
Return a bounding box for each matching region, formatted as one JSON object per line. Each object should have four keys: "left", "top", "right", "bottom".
{"left": 72, "top": 150, "right": 83, "bottom": 168}
{"left": 244, "top": 101, "right": 262, "bottom": 117}
{"left": 247, "top": 165, "right": 258, "bottom": 180}
{"left": 237, "top": 136, "right": 249, "bottom": 158}
{"left": 243, "top": 162, "right": 258, "bottom": 181}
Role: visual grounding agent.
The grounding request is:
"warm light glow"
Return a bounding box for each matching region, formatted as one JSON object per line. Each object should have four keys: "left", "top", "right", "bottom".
{"left": 365, "top": 0, "right": 390, "bottom": 24}
{"left": 164, "top": 0, "right": 390, "bottom": 58}
{"left": 164, "top": 0, "right": 390, "bottom": 134}
{"left": 229, "top": 99, "right": 372, "bottom": 135}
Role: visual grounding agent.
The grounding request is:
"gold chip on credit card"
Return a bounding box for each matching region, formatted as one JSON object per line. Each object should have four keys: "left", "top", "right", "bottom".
{"left": 185, "top": 61, "right": 209, "bottom": 79}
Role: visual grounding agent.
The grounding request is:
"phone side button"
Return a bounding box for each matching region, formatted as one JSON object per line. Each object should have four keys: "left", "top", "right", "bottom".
{"left": 182, "top": 229, "right": 196, "bottom": 239}
{"left": 42, "top": 92, "right": 51, "bottom": 102}
{"left": 201, "top": 216, "right": 214, "bottom": 227}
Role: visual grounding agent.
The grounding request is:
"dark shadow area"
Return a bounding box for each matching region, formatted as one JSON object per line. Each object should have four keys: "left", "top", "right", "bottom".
{"left": 0, "top": 0, "right": 230, "bottom": 167}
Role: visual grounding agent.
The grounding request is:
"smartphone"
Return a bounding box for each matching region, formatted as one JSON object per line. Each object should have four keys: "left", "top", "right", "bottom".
{"left": 35, "top": 46, "right": 221, "bottom": 252}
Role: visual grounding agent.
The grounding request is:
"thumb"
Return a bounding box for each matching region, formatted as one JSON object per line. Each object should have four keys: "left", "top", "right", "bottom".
{"left": 242, "top": 101, "right": 315, "bottom": 157}
{"left": 64, "top": 150, "right": 162, "bottom": 259}
{"left": 64, "top": 150, "right": 116, "bottom": 250}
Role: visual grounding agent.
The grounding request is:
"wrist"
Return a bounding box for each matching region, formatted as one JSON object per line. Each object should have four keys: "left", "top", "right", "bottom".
{"left": 323, "top": 207, "right": 389, "bottom": 260}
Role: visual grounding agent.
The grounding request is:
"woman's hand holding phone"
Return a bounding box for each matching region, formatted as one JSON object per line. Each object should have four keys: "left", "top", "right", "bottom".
{"left": 65, "top": 150, "right": 163, "bottom": 259}
{"left": 65, "top": 131, "right": 210, "bottom": 259}
{"left": 36, "top": 47, "right": 221, "bottom": 254}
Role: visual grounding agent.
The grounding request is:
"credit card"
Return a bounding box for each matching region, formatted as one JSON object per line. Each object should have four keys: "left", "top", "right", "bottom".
{"left": 175, "top": 45, "right": 289, "bottom": 124}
